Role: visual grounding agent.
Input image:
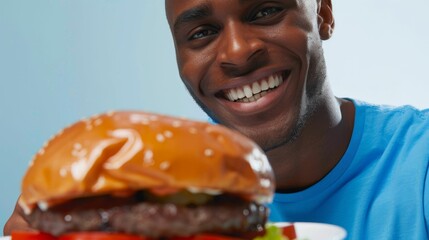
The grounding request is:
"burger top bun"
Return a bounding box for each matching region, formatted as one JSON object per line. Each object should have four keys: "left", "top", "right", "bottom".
{"left": 20, "top": 111, "right": 274, "bottom": 212}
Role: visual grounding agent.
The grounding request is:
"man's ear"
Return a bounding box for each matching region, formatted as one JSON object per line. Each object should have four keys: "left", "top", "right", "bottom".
{"left": 317, "top": 0, "right": 335, "bottom": 40}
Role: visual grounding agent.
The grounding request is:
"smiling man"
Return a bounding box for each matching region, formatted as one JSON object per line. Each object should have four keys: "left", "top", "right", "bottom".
{"left": 166, "top": 0, "right": 353, "bottom": 191}
{"left": 164, "top": 0, "right": 429, "bottom": 239}
{"left": 4, "top": 0, "right": 429, "bottom": 239}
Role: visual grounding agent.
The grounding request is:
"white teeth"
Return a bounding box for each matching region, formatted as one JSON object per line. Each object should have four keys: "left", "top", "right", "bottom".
{"left": 268, "top": 75, "right": 276, "bottom": 88}
{"left": 231, "top": 89, "right": 238, "bottom": 100}
{"left": 260, "top": 80, "right": 269, "bottom": 91}
{"left": 236, "top": 88, "right": 245, "bottom": 99}
{"left": 226, "top": 92, "right": 232, "bottom": 101}
{"left": 243, "top": 85, "right": 253, "bottom": 98}
{"left": 224, "top": 73, "right": 285, "bottom": 103}
{"left": 252, "top": 82, "right": 261, "bottom": 94}
{"left": 274, "top": 75, "right": 280, "bottom": 86}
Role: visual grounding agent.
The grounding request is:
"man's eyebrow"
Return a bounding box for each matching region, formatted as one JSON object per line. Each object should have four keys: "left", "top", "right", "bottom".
{"left": 173, "top": 3, "right": 212, "bottom": 33}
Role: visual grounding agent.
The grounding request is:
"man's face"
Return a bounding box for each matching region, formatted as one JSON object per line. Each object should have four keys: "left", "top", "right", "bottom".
{"left": 166, "top": 0, "right": 334, "bottom": 151}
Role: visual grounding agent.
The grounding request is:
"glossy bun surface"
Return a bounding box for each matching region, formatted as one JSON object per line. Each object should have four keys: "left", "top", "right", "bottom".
{"left": 21, "top": 111, "right": 274, "bottom": 210}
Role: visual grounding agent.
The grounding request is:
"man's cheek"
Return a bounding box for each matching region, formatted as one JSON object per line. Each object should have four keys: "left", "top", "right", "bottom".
{"left": 180, "top": 61, "right": 196, "bottom": 85}
{"left": 272, "top": 28, "right": 311, "bottom": 59}
{"left": 180, "top": 51, "right": 214, "bottom": 89}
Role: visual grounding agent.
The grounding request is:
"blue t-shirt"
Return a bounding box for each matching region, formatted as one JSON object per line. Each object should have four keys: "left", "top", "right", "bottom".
{"left": 269, "top": 100, "right": 429, "bottom": 239}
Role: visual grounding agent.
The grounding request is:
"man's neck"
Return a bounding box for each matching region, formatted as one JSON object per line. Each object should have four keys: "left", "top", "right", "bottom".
{"left": 267, "top": 97, "right": 355, "bottom": 192}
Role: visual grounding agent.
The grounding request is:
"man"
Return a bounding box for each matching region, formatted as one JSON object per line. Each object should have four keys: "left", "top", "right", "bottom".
{"left": 164, "top": 0, "right": 429, "bottom": 239}
{"left": 4, "top": 0, "right": 429, "bottom": 239}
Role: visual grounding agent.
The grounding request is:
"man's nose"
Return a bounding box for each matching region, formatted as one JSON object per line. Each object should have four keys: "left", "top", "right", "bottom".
{"left": 217, "top": 23, "right": 268, "bottom": 76}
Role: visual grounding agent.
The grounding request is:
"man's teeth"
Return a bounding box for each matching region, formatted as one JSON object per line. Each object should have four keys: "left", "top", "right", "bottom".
{"left": 225, "top": 74, "right": 284, "bottom": 102}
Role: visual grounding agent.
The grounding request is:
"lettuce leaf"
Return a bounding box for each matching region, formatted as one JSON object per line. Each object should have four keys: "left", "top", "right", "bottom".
{"left": 253, "top": 225, "right": 289, "bottom": 240}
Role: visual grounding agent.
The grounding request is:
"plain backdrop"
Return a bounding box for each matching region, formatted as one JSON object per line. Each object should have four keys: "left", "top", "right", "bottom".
{"left": 0, "top": 1, "right": 428, "bottom": 231}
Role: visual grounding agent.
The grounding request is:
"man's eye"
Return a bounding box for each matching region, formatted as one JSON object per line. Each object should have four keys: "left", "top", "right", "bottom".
{"left": 252, "top": 7, "right": 283, "bottom": 21}
{"left": 189, "top": 29, "right": 217, "bottom": 40}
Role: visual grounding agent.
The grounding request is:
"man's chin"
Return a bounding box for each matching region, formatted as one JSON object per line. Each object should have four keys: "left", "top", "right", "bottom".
{"left": 198, "top": 100, "right": 307, "bottom": 152}
{"left": 253, "top": 125, "right": 301, "bottom": 152}
{"left": 236, "top": 107, "right": 312, "bottom": 152}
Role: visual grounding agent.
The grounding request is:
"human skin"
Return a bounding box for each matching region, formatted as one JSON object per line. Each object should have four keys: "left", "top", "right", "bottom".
{"left": 165, "top": 0, "right": 355, "bottom": 192}
{"left": 4, "top": 0, "right": 355, "bottom": 235}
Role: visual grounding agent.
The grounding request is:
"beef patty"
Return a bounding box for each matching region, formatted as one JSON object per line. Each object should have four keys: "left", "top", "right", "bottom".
{"left": 25, "top": 193, "right": 268, "bottom": 238}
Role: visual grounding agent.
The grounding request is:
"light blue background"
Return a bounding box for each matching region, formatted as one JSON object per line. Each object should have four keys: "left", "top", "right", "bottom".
{"left": 1, "top": 1, "right": 428, "bottom": 232}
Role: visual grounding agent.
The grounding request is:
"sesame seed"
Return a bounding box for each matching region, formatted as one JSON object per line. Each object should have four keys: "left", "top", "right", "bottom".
{"left": 164, "top": 130, "right": 173, "bottom": 138}
{"left": 38, "top": 149, "right": 45, "bottom": 155}
{"left": 144, "top": 150, "right": 154, "bottom": 164}
{"left": 130, "top": 114, "right": 150, "bottom": 124}
{"left": 189, "top": 128, "right": 198, "bottom": 134}
{"left": 56, "top": 129, "right": 64, "bottom": 136}
{"left": 94, "top": 119, "right": 103, "bottom": 126}
{"left": 204, "top": 148, "right": 214, "bottom": 157}
{"left": 159, "top": 161, "right": 170, "bottom": 170}
{"left": 91, "top": 114, "right": 101, "bottom": 120}
{"left": 156, "top": 134, "right": 165, "bottom": 142}
{"left": 172, "top": 121, "right": 182, "bottom": 128}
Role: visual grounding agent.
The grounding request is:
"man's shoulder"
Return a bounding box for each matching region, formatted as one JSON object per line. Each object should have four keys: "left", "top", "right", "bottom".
{"left": 351, "top": 98, "right": 429, "bottom": 125}
{"left": 349, "top": 98, "right": 429, "bottom": 149}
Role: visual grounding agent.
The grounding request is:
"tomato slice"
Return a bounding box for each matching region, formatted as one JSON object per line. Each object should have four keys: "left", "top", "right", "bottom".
{"left": 11, "top": 226, "right": 295, "bottom": 240}
{"left": 11, "top": 231, "right": 57, "bottom": 240}
{"left": 171, "top": 227, "right": 295, "bottom": 240}
{"left": 58, "top": 232, "right": 147, "bottom": 240}
{"left": 170, "top": 234, "right": 241, "bottom": 240}
{"left": 280, "top": 224, "right": 296, "bottom": 239}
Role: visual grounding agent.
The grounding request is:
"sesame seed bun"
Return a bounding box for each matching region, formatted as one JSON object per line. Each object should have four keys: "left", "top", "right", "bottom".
{"left": 20, "top": 111, "right": 274, "bottom": 212}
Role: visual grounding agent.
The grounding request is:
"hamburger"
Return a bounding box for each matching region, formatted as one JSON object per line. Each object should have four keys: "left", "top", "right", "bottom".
{"left": 17, "top": 111, "right": 276, "bottom": 239}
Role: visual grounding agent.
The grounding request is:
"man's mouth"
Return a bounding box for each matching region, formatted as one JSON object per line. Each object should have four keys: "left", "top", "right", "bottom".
{"left": 219, "top": 71, "right": 290, "bottom": 103}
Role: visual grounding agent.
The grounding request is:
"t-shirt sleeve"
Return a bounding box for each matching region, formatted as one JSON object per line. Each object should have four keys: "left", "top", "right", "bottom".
{"left": 424, "top": 155, "right": 429, "bottom": 230}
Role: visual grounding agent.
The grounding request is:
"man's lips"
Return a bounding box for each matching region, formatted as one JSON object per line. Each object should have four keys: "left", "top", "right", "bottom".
{"left": 214, "top": 70, "right": 292, "bottom": 115}
{"left": 216, "top": 70, "right": 290, "bottom": 103}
